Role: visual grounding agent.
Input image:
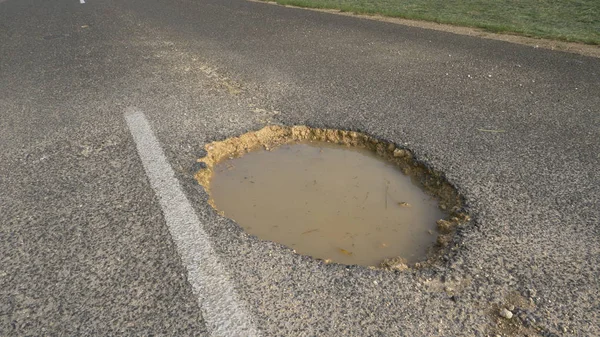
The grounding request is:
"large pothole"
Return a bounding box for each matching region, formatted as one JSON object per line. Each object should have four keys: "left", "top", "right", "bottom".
{"left": 195, "top": 125, "right": 469, "bottom": 269}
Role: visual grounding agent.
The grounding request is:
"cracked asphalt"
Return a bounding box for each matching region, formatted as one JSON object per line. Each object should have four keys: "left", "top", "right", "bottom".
{"left": 1, "top": 0, "right": 598, "bottom": 335}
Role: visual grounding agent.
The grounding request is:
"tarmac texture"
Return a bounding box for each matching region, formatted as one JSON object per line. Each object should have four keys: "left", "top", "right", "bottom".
{"left": 0, "top": 0, "right": 598, "bottom": 335}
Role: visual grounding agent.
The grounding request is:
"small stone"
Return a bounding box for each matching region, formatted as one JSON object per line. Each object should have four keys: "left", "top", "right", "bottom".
{"left": 436, "top": 219, "right": 453, "bottom": 233}
{"left": 192, "top": 161, "right": 207, "bottom": 172}
{"left": 499, "top": 308, "right": 513, "bottom": 319}
{"left": 436, "top": 235, "right": 451, "bottom": 247}
{"left": 380, "top": 257, "right": 408, "bottom": 271}
{"left": 393, "top": 148, "right": 407, "bottom": 158}
{"left": 198, "top": 149, "right": 208, "bottom": 158}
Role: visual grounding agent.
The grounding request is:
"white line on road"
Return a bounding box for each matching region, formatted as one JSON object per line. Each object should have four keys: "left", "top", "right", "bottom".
{"left": 125, "top": 108, "right": 261, "bottom": 337}
{"left": 80, "top": 0, "right": 85, "bottom": 4}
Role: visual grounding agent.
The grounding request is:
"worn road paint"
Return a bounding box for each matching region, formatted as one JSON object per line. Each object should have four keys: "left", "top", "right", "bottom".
{"left": 125, "top": 108, "right": 261, "bottom": 337}
{"left": 80, "top": 0, "right": 85, "bottom": 4}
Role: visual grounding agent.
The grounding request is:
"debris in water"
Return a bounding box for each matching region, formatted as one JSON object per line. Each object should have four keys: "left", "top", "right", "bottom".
{"left": 302, "top": 229, "right": 319, "bottom": 235}
{"left": 338, "top": 248, "right": 353, "bottom": 256}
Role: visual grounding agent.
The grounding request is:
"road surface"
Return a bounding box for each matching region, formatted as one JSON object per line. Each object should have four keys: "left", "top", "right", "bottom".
{"left": 1, "top": 0, "right": 598, "bottom": 335}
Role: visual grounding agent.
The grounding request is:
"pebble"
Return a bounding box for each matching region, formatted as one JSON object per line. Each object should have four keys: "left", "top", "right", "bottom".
{"left": 499, "top": 308, "right": 513, "bottom": 319}
{"left": 191, "top": 161, "right": 207, "bottom": 172}
{"left": 393, "top": 148, "right": 406, "bottom": 157}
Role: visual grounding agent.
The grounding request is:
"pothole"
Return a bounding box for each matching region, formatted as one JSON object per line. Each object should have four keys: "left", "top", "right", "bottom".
{"left": 195, "top": 125, "right": 469, "bottom": 269}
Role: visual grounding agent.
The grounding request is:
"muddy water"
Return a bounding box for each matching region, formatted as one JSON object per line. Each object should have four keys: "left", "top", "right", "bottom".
{"left": 209, "top": 142, "right": 446, "bottom": 266}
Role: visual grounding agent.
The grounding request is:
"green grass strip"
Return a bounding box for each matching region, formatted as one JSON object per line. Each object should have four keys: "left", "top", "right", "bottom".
{"left": 266, "top": 0, "right": 600, "bottom": 45}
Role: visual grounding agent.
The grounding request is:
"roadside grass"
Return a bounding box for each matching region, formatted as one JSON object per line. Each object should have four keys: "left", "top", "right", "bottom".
{"left": 263, "top": 0, "right": 600, "bottom": 45}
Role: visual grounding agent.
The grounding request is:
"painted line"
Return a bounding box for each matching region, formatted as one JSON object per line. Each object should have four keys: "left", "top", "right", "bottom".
{"left": 125, "top": 108, "right": 261, "bottom": 337}
{"left": 80, "top": 0, "right": 85, "bottom": 3}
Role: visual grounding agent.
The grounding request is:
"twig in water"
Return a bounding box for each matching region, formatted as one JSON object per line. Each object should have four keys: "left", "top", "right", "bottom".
{"left": 301, "top": 229, "right": 319, "bottom": 235}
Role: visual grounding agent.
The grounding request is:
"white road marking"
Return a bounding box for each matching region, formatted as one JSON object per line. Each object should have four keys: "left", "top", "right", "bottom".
{"left": 125, "top": 108, "right": 261, "bottom": 337}
{"left": 80, "top": 0, "right": 85, "bottom": 4}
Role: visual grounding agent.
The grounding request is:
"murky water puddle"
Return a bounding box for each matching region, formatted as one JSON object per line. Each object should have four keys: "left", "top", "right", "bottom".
{"left": 208, "top": 141, "right": 447, "bottom": 266}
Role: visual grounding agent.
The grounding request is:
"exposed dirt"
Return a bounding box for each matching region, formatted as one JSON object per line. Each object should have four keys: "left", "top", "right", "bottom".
{"left": 195, "top": 125, "right": 471, "bottom": 268}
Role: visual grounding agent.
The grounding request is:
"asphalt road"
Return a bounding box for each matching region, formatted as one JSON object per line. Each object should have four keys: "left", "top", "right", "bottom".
{"left": 1, "top": 0, "right": 599, "bottom": 336}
